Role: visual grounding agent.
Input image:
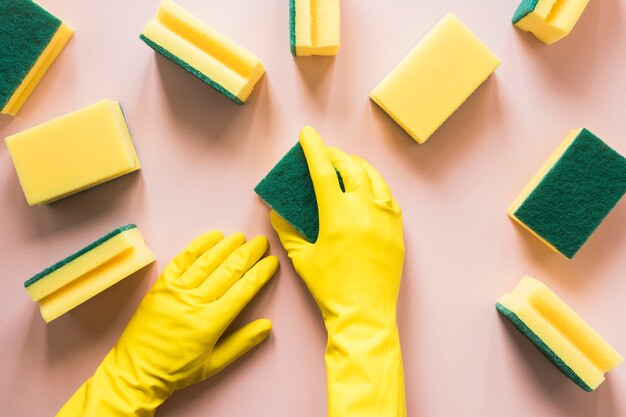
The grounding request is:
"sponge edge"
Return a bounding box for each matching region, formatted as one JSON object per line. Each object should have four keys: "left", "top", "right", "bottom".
{"left": 370, "top": 13, "right": 500, "bottom": 144}
{"left": 5, "top": 99, "right": 140, "bottom": 206}
{"left": 25, "top": 224, "right": 155, "bottom": 323}
{"left": 497, "top": 276, "right": 623, "bottom": 391}
{"left": 140, "top": 0, "right": 265, "bottom": 104}
{"left": 508, "top": 128, "right": 626, "bottom": 259}
{"left": 254, "top": 129, "right": 344, "bottom": 243}
{"left": 512, "top": 0, "right": 590, "bottom": 44}
{"left": 290, "top": 0, "right": 340, "bottom": 56}
{"left": 0, "top": 0, "right": 73, "bottom": 116}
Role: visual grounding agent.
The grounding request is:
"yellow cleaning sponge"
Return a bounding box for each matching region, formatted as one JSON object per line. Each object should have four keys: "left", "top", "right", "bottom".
{"left": 5, "top": 99, "right": 140, "bottom": 206}
{"left": 370, "top": 13, "right": 500, "bottom": 144}
{"left": 497, "top": 276, "right": 623, "bottom": 391}
{"left": 140, "top": 0, "right": 265, "bottom": 104}
{"left": 289, "top": 0, "right": 340, "bottom": 56}
{"left": 512, "top": 0, "right": 590, "bottom": 44}
{"left": 0, "top": 0, "right": 73, "bottom": 116}
{"left": 25, "top": 224, "right": 155, "bottom": 323}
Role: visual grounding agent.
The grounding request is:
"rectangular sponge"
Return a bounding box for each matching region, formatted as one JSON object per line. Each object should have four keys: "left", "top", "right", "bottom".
{"left": 513, "top": 0, "right": 590, "bottom": 44}
{"left": 370, "top": 13, "right": 500, "bottom": 144}
{"left": 509, "top": 128, "right": 626, "bottom": 259}
{"left": 497, "top": 276, "right": 623, "bottom": 392}
{"left": 289, "top": 0, "right": 340, "bottom": 56}
{"left": 254, "top": 139, "right": 343, "bottom": 243}
{"left": 24, "top": 224, "right": 155, "bottom": 323}
{"left": 140, "top": 0, "right": 265, "bottom": 104}
{"left": 0, "top": 0, "right": 73, "bottom": 116}
{"left": 5, "top": 99, "right": 141, "bottom": 206}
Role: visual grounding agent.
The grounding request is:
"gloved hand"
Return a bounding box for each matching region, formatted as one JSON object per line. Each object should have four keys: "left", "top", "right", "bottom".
{"left": 57, "top": 231, "right": 278, "bottom": 417}
{"left": 270, "top": 126, "right": 406, "bottom": 417}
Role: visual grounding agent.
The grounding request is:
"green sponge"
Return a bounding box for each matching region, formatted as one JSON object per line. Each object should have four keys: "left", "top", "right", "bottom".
{"left": 255, "top": 142, "right": 344, "bottom": 243}
{"left": 509, "top": 128, "right": 626, "bottom": 258}
{"left": 0, "top": 0, "right": 73, "bottom": 115}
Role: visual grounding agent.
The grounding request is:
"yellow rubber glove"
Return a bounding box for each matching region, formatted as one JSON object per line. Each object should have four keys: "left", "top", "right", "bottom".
{"left": 57, "top": 231, "right": 278, "bottom": 417}
{"left": 270, "top": 126, "right": 407, "bottom": 417}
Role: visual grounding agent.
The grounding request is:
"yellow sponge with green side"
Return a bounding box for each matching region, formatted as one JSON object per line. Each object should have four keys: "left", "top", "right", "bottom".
{"left": 509, "top": 128, "right": 626, "bottom": 259}
{"left": 5, "top": 99, "right": 141, "bottom": 206}
{"left": 370, "top": 13, "right": 500, "bottom": 144}
{"left": 497, "top": 276, "right": 623, "bottom": 392}
{"left": 0, "top": 0, "right": 73, "bottom": 116}
{"left": 512, "top": 0, "right": 590, "bottom": 44}
{"left": 140, "top": 0, "right": 265, "bottom": 104}
{"left": 24, "top": 224, "right": 155, "bottom": 323}
{"left": 289, "top": 0, "right": 340, "bottom": 56}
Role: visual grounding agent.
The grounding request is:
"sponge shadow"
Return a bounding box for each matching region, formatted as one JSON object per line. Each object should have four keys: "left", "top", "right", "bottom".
{"left": 294, "top": 57, "right": 336, "bottom": 105}
{"left": 44, "top": 263, "right": 157, "bottom": 361}
{"left": 496, "top": 313, "right": 601, "bottom": 416}
{"left": 12, "top": 171, "right": 145, "bottom": 240}
{"left": 152, "top": 53, "right": 266, "bottom": 141}
{"left": 511, "top": 0, "right": 624, "bottom": 95}
{"left": 0, "top": 115, "right": 14, "bottom": 134}
{"left": 509, "top": 199, "right": 626, "bottom": 290}
{"left": 370, "top": 74, "right": 502, "bottom": 179}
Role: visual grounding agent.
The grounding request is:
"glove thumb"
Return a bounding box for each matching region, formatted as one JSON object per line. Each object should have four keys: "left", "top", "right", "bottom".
{"left": 203, "top": 319, "right": 272, "bottom": 379}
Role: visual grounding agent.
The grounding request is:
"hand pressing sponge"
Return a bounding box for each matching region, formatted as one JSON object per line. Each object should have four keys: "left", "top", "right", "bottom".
{"left": 5, "top": 99, "right": 141, "bottom": 206}
{"left": 0, "top": 0, "right": 73, "bottom": 116}
{"left": 254, "top": 130, "right": 344, "bottom": 243}
{"left": 290, "top": 0, "right": 340, "bottom": 56}
{"left": 497, "top": 276, "right": 623, "bottom": 391}
{"left": 140, "top": 0, "right": 265, "bottom": 104}
{"left": 509, "top": 128, "right": 626, "bottom": 259}
{"left": 370, "top": 13, "right": 500, "bottom": 144}
{"left": 25, "top": 224, "right": 155, "bottom": 322}
{"left": 513, "top": 0, "right": 590, "bottom": 44}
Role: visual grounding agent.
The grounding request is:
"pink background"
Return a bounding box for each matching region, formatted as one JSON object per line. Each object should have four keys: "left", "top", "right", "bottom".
{"left": 1, "top": 0, "right": 625, "bottom": 416}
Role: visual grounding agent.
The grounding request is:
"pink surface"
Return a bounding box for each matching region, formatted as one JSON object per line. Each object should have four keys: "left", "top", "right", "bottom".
{"left": 1, "top": 0, "right": 625, "bottom": 416}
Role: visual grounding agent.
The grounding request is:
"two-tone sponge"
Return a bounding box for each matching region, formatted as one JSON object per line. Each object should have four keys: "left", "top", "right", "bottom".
{"left": 497, "top": 276, "right": 623, "bottom": 391}
{"left": 289, "top": 0, "right": 340, "bottom": 56}
{"left": 513, "top": 0, "right": 590, "bottom": 44}
{"left": 25, "top": 225, "right": 155, "bottom": 322}
{"left": 370, "top": 14, "right": 500, "bottom": 144}
{"left": 509, "top": 128, "right": 626, "bottom": 259}
{"left": 5, "top": 99, "right": 141, "bottom": 206}
{"left": 140, "top": 0, "right": 265, "bottom": 104}
{"left": 0, "top": 0, "right": 73, "bottom": 116}
{"left": 254, "top": 127, "right": 343, "bottom": 243}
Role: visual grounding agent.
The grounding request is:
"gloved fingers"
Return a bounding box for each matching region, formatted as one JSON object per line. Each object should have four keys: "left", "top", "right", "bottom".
{"left": 352, "top": 155, "right": 401, "bottom": 212}
{"left": 216, "top": 256, "right": 278, "bottom": 321}
{"left": 177, "top": 233, "right": 246, "bottom": 289}
{"left": 327, "top": 147, "right": 370, "bottom": 195}
{"left": 197, "top": 236, "right": 269, "bottom": 301}
{"left": 299, "top": 126, "right": 341, "bottom": 207}
{"left": 270, "top": 210, "right": 310, "bottom": 251}
{"left": 203, "top": 319, "right": 272, "bottom": 378}
{"left": 161, "top": 230, "right": 224, "bottom": 281}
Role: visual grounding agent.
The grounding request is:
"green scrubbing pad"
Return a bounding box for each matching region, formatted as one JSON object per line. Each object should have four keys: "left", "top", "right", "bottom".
{"left": 289, "top": 0, "right": 296, "bottom": 56}
{"left": 496, "top": 302, "right": 591, "bottom": 391}
{"left": 510, "top": 128, "right": 626, "bottom": 258}
{"left": 512, "top": 0, "right": 539, "bottom": 24}
{"left": 255, "top": 142, "right": 344, "bottom": 243}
